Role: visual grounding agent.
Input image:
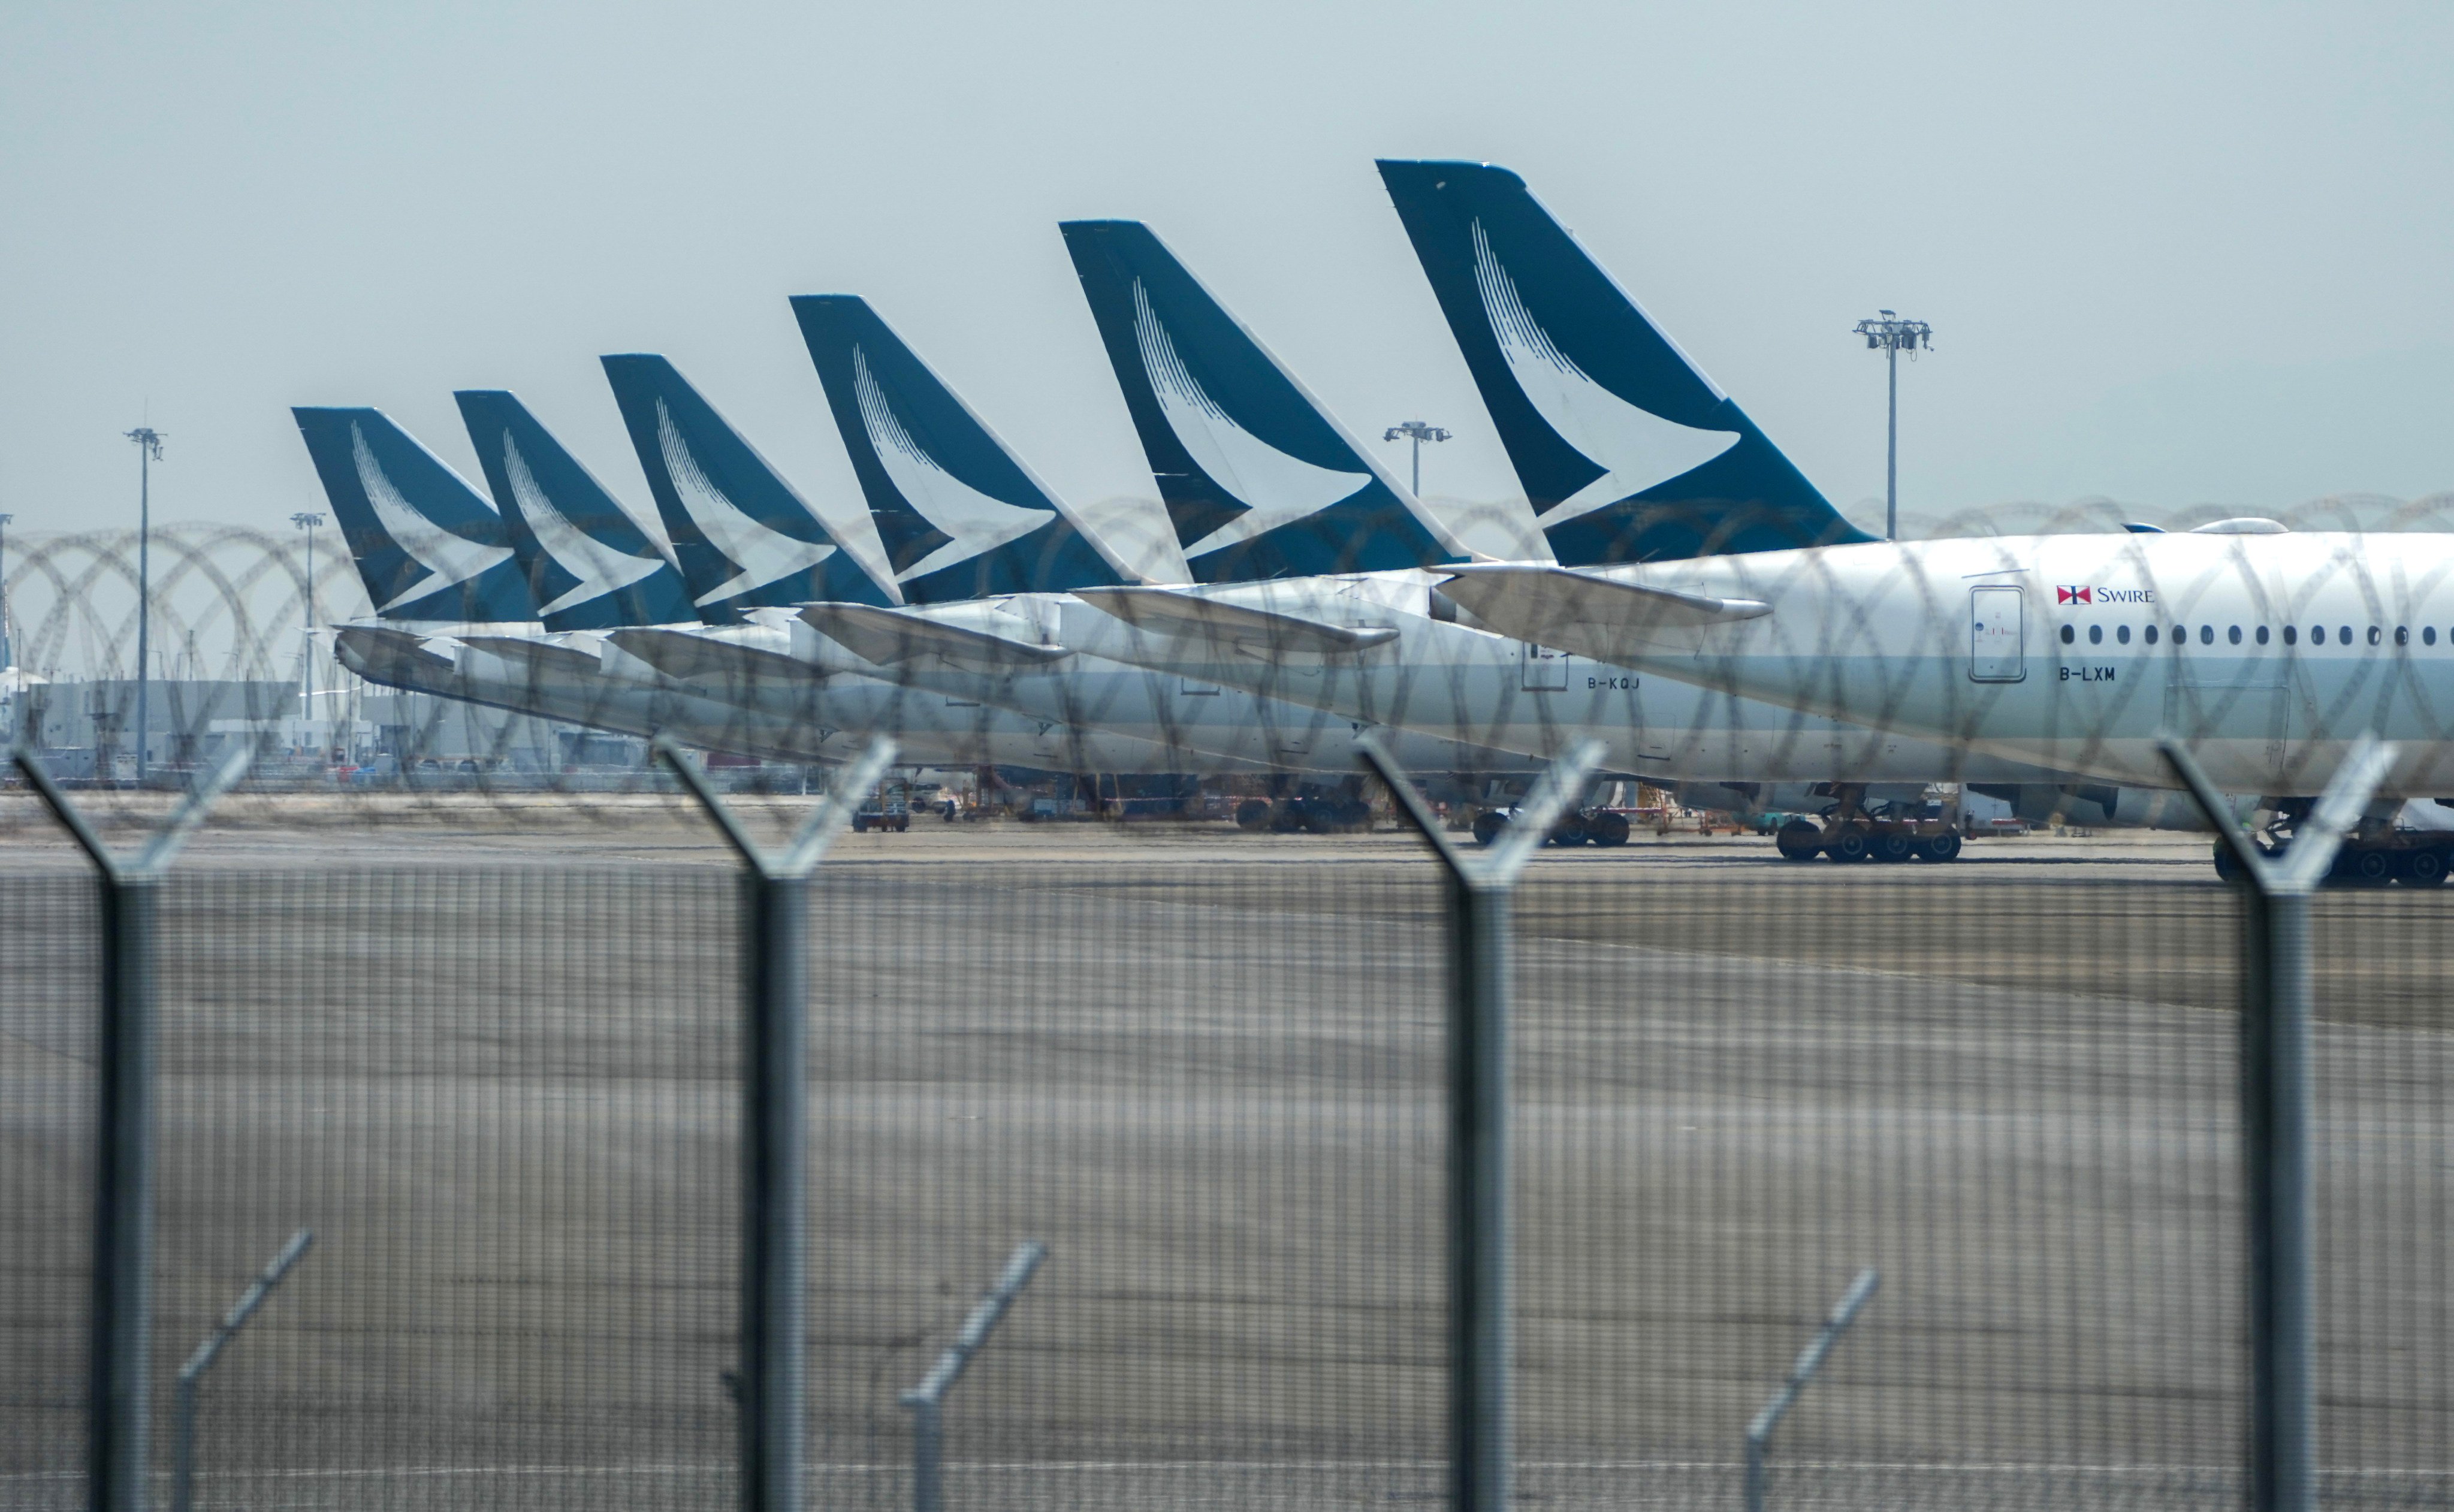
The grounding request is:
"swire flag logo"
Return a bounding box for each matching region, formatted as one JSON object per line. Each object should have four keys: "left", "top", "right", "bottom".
{"left": 2057, "top": 585, "right": 2093, "bottom": 605}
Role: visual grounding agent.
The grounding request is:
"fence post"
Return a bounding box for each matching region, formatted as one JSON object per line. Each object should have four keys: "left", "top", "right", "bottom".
{"left": 1742, "top": 1266, "right": 1878, "bottom": 1512}
{"left": 656, "top": 735, "right": 897, "bottom": 1512}
{"left": 170, "top": 1227, "right": 313, "bottom": 1512}
{"left": 10, "top": 741, "right": 252, "bottom": 1512}
{"left": 900, "top": 1239, "right": 1048, "bottom": 1512}
{"left": 1359, "top": 736, "right": 1604, "bottom": 1512}
{"left": 2162, "top": 734, "right": 2392, "bottom": 1512}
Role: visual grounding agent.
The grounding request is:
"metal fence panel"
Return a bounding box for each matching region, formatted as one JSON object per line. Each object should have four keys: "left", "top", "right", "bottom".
{"left": 1, "top": 852, "right": 2450, "bottom": 1510}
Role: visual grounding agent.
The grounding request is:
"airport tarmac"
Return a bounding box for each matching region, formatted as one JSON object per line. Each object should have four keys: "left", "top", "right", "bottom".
{"left": 2, "top": 808, "right": 2446, "bottom": 1510}
{"left": 1, "top": 788, "right": 2223, "bottom": 875}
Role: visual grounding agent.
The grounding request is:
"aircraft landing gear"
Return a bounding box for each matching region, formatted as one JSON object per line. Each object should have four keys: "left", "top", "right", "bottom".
{"left": 1776, "top": 818, "right": 1824, "bottom": 861}
{"left": 2217, "top": 801, "right": 2453, "bottom": 885}
{"left": 1789, "top": 784, "right": 1963, "bottom": 863}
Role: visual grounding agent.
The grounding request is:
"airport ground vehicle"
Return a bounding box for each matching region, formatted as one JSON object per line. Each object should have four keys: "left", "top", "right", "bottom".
{"left": 852, "top": 783, "right": 911, "bottom": 833}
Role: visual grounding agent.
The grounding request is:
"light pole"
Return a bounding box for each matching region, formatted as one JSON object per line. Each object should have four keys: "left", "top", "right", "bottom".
{"left": 0, "top": 512, "right": 14, "bottom": 672}
{"left": 291, "top": 511, "right": 325, "bottom": 756}
{"left": 1852, "top": 311, "right": 1930, "bottom": 541}
{"left": 125, "top": 427, "right": 165, "bottom": 783}
{"left": 1383, "top": 420, "right": 1453, "bottom": 497}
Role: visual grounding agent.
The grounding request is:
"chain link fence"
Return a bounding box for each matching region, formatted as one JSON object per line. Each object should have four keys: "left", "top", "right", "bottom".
{"left": 4, "top": 828, "right": 2449, "bottom": 1510}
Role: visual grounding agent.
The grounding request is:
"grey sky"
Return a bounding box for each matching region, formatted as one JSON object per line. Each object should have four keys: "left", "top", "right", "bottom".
{"left": 5, "top": 0, "right": 2450, "bottom": 567}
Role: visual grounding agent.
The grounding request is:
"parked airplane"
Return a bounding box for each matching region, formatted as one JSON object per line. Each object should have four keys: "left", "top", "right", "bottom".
{"left": 295, "top": 400, "right": 1200, "bottom": 772}
{"left": 1378, "top": 162, "right": 2452, "bottom": 870}
{"left": 1043, "top": 216, "right": 2159, "bottom": 841}
{"left": 785, "top": 292, "right": 1523, "bottom": 793}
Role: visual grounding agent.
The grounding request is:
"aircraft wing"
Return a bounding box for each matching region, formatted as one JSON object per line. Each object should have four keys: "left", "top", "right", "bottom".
{"left": 1070, "top": 586, "right": 1399, "bottom": 655}
{"left": 797, "top": 603, "right": 1070, "bottom": 669}
{"left": 1437, "top": 565, "right": 1769, "bottom": 657}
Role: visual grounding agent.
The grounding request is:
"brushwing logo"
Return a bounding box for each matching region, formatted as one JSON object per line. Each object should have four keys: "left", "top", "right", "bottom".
{"left": 653, "top": 400, "right": 835, "bottom": 606}
{"left": 501, "top": 436, "right": 664, "bottom": 617}
{"left": 1469, "top": 221, "right": 1738, "bottom": 526}
{"left": 351, "top": 423, "right": 512, "bottom": 613}
{"left": 851, "top": 346, "right": 1051, "bottom": 581}
{"left": 2057, "top": 586, "right": 2092, "bottom": 605}
{"left": 1130, "top": 279, "right": 1369, "bottom": 559}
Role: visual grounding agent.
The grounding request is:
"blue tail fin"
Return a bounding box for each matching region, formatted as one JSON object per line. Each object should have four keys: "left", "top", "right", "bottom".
{"left": 1060, "top": 219, "right": 1464, "bottom": 584}
{"left": 452, "top": 391, "right": 700, "bottom": 631}
{"left": 291, "top": 407, "right": 538, "bottom": 622}
{"left": 1375, "top": 159, "right": 1871, "bottom": 564}
{"left": 790, "top": 295, "right": 1134, "bottom": 603}
{"left": 599, "top": 354, "right": 892, "bottom": 618}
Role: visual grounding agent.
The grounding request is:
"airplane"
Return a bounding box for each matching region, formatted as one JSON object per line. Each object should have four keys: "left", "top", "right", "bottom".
{"left": 1372, "top": 162, "right": 2454, "bottom": 875}
{"left": 1039, "top": 216, "right": 2172, "bottom": 847}
{"left": 295, "top": 400, "right": 1203, "bottom": 773}
{"left": 783, "top": 291, "right": 1528, "bottom": 801}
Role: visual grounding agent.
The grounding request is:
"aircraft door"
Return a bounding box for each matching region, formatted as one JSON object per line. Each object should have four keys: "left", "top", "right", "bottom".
{"left": 1521, "top": 642, "right": 1571, "bottom": 691}
{"left": 1969, "top": 587, "right": 2025, "bottom": 682}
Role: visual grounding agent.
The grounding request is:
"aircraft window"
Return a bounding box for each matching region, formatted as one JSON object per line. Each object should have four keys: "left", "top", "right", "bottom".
{"left": 2284, "top": 625, "right": 2298, "bottom": 645}
{"left": 2060, "top": 624, "right": 2075, "bottom": 645}
{"left": 2312, "top": 626, "right": 2326, "bottom": 645}
{"left": 2228, "top": 625, "right": 2242, "bottom": 645}
{"left": 2368, "top": 626, "right": 2381, "bottom": 646}
{"left": 2118, "top": 624, "right": 2132, "bottom": 645}
{"left": 2429, "top": 627, "right": 2440, "bottom": 646}
{"left": 2396, "top": 626, "right": 2409, "bottom": 646}
{"left": 2145, "top": 624, "right": 2160, "bottom": 645}
{"left": 2342, "top": 625, "right": 2353, "bottom": 644}
{"left": 2200, "top": 624, "right": 2215, "bottom": 645}
{"left": 2256, "top": 625, "right": 2270, "bottom": 645}
{"left": 2088, "top": 624, "right": 2102, "bottom": 645}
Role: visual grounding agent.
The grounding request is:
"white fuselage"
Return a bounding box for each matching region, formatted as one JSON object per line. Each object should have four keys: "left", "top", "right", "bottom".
{"left": 1050, "top": 571, "right": 2110, "bottom": 790}
{"left": 1450, "top": 532, "right": 2454, "bottom": 798}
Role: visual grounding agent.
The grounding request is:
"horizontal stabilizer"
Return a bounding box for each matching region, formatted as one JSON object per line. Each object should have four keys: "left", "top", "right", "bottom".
{"left": 334, "top": 624, "right": 461, "bottom": 671}
{"left": 1437, "top": 565, "right": 1768, "bottom": 659}
{"left": 1071, "top": 586, "right": 1399, "bottom": 654}
{"left": 796, "top": 603, "right": 1070, "bottom": 669}
{"left": 606, "top": 627, "right": 818, "bottom": 686}
{"left": 449, "top": 635, "right": 608, "bottom": 682}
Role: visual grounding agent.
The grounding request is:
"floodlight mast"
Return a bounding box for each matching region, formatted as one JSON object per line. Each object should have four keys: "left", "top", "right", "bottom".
{"left": 0, "top": 512, "right": 14, "bottom": 672}
{"left": 1383, "top": 420, "right": 1452, "bottom": 497}
{"left": 126, "top": 427, "right": 165, "bottom": 783}
{"left": 291, "top": 512, "right": 325, "bottom": 755}
{"left": 1851, "top": 310, "right": 1930, "bottom": 542}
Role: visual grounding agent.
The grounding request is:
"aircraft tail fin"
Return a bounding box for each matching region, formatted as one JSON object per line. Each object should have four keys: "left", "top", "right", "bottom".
{"left": 1061, "top": 218, "right": 1465, "bottom": 584}
{"left": 452, "top": 391, "right": 699, "bottom": 630}
{"left": 598, "top": 354, "right": 892, "bottom": 617}
{"left": 291, "top": 406, "right": 537, "bottom": 622}
{"left": 790, "top": 294, "right": 1134, "bottom": 602}
{"left": 1375, "top": 159, "right": 1871, "bottom": 563}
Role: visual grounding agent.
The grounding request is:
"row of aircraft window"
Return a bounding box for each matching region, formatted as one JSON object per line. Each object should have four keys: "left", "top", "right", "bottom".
{"left": 2055, "top": 622, "right": 2435, "bottom": 648}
